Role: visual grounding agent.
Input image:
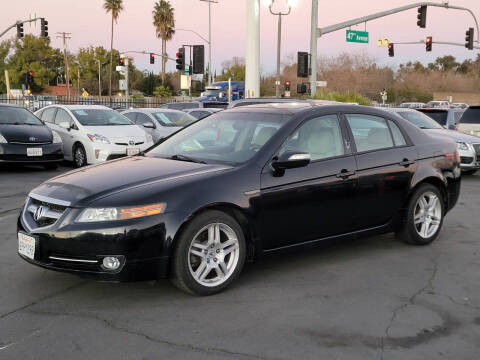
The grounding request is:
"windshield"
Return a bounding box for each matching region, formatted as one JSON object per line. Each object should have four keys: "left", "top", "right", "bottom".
{"left": 0, "top": 107, "right": 43, "bottom": 125}
{"left": 418, "top": 110, "right": 448, "bottom": 126}
{"left": 396, "top": 111, "right": 443, "bottom": 129}
{"left": 71, "top": 109, "right": 133, "bottom": 126}
{"left": 147, "top": 112, "right": 288, "bottom": 165}
{"left": 152, "top": 112, "right": 196, "bottom": 127}
{"left": 459, "top": 107, "right": 480, "bottom": 124}
{"left": 203, "top": 89, "right": 223, "bottom": 97}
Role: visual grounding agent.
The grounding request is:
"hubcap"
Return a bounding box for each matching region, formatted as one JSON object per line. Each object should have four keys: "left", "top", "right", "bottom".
{"left": 75, "top": 148, "right": 84, "bottom": 167}
{"left": 188, "top": 223, "right": 240, "bottom": 287}
{"left": 414, "top": 191, "right": 442, "bottom": 239}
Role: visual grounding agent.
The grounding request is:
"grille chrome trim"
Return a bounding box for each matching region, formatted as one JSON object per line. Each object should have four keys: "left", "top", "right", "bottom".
{"left": 49, "top": 256, "right": 98, "bottom": 264}
{"left": 27, "top": 204, "right": 63, "bottom": 221}
{"left": 29, "top": 193, "right": 71, "bottom": 207}
{"left": 10, "top": 141, "right": 51, "bottom": 145}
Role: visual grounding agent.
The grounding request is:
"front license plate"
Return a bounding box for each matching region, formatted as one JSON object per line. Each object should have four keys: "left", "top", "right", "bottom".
{"left": 27, "top": 148, "right": 42, "bottom": 157}
{"left": 18, "top": 232, "right": 36, "bottom": 259}
{"left": 127, "top": 148, "right": 140, "bottom": 156}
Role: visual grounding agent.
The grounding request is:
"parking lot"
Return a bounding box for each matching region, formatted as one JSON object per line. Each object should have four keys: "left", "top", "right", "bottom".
{"left": 0, "top": 164, "right": 479, "bottom": 360}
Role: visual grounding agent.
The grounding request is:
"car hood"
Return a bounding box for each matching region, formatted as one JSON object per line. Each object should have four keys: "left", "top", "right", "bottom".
{"left": 83, "top": 125, "right": 146, "bottom": 140}
{"left": 29, "top": 156, "right": 230, "bottom": 207}
{"left": 424, "top": 128, "right": 480, "bottom": 143}
{"left": 0, "top": 124, "right": 52, "bottom": 143}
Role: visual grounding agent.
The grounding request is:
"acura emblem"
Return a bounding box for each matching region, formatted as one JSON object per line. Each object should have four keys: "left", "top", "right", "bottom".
{"left": 129, "top": 140, "right": 135, "bottom": 146}
{"left": 34, "top": 205, "right": 47, "bottom": 222}
{"left": 29, "top": 136, "right": 36, "bottom": 142}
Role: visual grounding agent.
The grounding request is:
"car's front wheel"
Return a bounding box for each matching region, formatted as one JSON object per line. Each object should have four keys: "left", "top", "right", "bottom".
{"left": 396, "top": 184, "right": 444, "bottom": 245}
{"left": 73, "top": 144, "right": 87, "bottom": 168}
{"left": 171, "top": 210, "right": 246, "bottom": 295}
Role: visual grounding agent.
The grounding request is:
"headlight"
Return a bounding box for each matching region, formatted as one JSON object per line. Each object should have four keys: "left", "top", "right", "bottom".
{"left": 87, "top": 134, "right": 110, "bottom": 144}
{"left": 0, "top": 133, "right": 7, "bottom": 143}
{"left": 146, "top": 133, "right": 153, "bottom": 143}
{"left": 76, "top": 203, "right": 166, "bottom": 222}
{"left": 456, "top": 142, "right": 469, "bottom": 151}
{"left": 52, "top": 131, "right": 62, "bottom": 144}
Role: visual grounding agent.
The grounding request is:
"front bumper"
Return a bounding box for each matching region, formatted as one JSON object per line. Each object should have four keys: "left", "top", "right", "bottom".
{"left": 0, "top": 143, "right": 63, "bottom": 164}
{"left": 85, "top": 141, "right": 154, "bottom": 164}
{"left": 17, "top": 200, "right": 179, "bottom": 282}
{"left": 459, "top": 144, "right": 480, "bottom": 170}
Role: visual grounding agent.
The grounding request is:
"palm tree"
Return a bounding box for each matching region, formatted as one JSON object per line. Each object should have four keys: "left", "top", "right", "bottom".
{"left": 153, "top": 0, "right": 175, "bottom": 85}
{"left": 103, "top": 0, "right": 124, "bottom": 96}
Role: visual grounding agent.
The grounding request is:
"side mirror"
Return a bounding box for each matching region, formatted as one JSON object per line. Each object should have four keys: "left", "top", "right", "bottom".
{"left": 59, "top": 121, "right": 71, "bottom": 130}
{"left": 272, "top": 152, "right": 310, "bottom": 171}
{"left": 143, "top": 121, "right": 155, "bottom": 129}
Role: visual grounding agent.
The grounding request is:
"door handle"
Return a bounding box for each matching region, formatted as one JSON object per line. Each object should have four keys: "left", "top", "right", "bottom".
{"left": 399, "top": 158, "right": 415, "bottom": 167}
{"left": 336, "top": 169, "right": 356, "bottom": 179}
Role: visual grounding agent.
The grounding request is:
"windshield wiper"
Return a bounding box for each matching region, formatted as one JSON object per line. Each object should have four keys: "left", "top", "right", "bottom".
{"left": 169, "top": 154, "right": 206, "bottom": 164}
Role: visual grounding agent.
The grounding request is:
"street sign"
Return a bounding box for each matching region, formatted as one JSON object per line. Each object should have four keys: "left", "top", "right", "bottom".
{"left": 180, "top": 75, "right": 191, "bottom": 90}
{"left": 316, "top": 81, "right": 327, "bottom": 88}
{"left": 346, "top": 30, "right": 369, "bottom": 44}
{"left": 119, "top": 80, "right": 127, "bottom": 91}
{"left": 376, "top": 38, "right": 390, "bottom": 47}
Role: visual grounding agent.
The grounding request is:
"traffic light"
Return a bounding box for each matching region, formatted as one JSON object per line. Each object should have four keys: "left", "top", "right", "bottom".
{"left": 285, "top": 81, "right": 291, "bottom": 91}
{"left": 176, "top": 47, "right": 185, "bottom": 72}
{"left": 417, "top": 6, "right": 427, "bottom": 28}
{"left": 388, "top": 43, "right": 394, "bottom": 57}
{"left": 150, "top": 53, "right": 155, "bottom": 64}
{"left": 40, "top": 18, "right": 48, "bottom": 38}
{"left": 465, "top": 27, "right": 474, "bottom": 50}
{"left": 16, "top": 23, "right": 24, "bottom": 38}
{"left": 119, "top": 58, "right": 125, "bottom": 66}
{"left": 297, "top": 83, "right": 307, "bottom": 94}
{"left": 426, "top": 36, "right": 432, "bottom": 52}
{"left": 192, "top": 45, "right": 204, "bottom": 74}
{"left": 297, "top": 52, "right": 309, "bottom": 78}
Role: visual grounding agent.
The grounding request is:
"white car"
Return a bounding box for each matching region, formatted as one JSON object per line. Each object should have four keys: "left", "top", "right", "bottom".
{"left": 35, "top": 105, "right": 154, "bottom": 167}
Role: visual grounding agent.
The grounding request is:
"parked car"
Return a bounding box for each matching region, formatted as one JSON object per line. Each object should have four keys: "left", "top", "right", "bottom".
{"left": 399, "top": 102, "right": 425, "bottom": 109}
{"left": 457, "top": 105, "right": 480, "bottom": 137}
{"left": 184, "top": 108, "right": 222, "bottom": 120}
{"left": 34, "top": 105, "right": 154, "bottom": 167}
{"left": 425, "top": 100, "right": 450, "bottom": 108}
{"left": 161, "top": 101, "right": 228, "bottom": 111}
{"left": 417, "top": 108, "right": 465, "bottom": 129}
{"left": 18, "top": 104, "right": 461, "bottom": 295}
{"left": 197, "top": 81, "right": 245, "bottom": 102}
{"left": 121, "top": 108, "right": 197, "bottom": 143}
{"left": 388, "top": 108, "right": 480, "bottom": 174}
{"left": 451, "top": 103, "right": 469, "bottom": 109}
{"left": 0, "top": 104, "right": 63, "bottom": 169}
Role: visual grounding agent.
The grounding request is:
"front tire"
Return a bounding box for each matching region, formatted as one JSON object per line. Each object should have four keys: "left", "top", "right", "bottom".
{"left": 396, "top": 184, "right": 444, "bottom": 245}
{"left": 171, "top": 210, "right": 246, "bottom": 295}
{"left": 73, "top": 144, "right": 87, "bottom": 168}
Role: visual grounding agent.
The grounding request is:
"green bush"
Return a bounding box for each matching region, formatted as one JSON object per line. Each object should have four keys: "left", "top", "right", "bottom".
{"left": 153, "top": 85, "right": 172, "bottom": 98}
{"left": 312, "top": 90, "right": 371, "bottom": 105}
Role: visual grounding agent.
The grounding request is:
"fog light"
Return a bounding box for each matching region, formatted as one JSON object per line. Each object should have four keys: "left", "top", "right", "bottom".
{"left": 95, "top": 149, "right": 100, "bottom": 159}
{"left": 102, "top": 256, "right": 120, "bottom": 270}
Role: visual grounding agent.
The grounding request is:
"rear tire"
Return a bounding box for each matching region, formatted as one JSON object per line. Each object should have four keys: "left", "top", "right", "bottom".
{"left": 171, "top": 210, "right": 246, "bottom": 295}
{"left": 396, "top": 184, "right": 444, "bottom": 245}
{"left": 73, "top": 144, "right": 87, "bottom": 168}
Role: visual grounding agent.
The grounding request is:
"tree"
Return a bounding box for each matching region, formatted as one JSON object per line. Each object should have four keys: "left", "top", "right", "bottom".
{"left": 215, "top": 57, "right": 245, "bottom": 81}
{"left": 153, "top": 0, "right": 175, "bottom": 85}
{"left": 0, "top": 40, "right": 12, "bottom": 93}
{"left": 103, "top": 0, "right": 124, "bottom": 96}
{"left": 68, "top": 46, "right": 111, "bottom": 95}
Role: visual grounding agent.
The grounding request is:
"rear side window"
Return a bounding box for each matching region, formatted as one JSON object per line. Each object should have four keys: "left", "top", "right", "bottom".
{"left": 419, "top": 110, "right": 448, "bottom": 126}
{"left": 388, "top": 121, "right": 407, "bottom": 146}
{"left": 459, "top": 108, "right": 480, "bottom": 124}
{"left": 346, "top": 114, "right": 394, "bottom": 152}
{"left": 41, "top": 107, "right": 57, "bottom": 123}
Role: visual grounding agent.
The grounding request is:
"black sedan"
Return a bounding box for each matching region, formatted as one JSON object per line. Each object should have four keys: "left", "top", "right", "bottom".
{"left": 0, "top": 104, "right": 63, "bottom": 168}
{"left": 17, "top": 104, "right": 461, "bottom": 295}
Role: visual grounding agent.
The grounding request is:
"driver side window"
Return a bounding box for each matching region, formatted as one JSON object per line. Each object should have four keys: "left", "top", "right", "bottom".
{"left": 279, "top": 115, "right": 345, "bottom": 161}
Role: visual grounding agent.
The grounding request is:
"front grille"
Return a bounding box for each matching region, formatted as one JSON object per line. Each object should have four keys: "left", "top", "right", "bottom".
{"left": 23, "top": 197, "right": 68, "bottom": 229}
{"left": 472, "top": 144, "right": 480, "bottom": 157}
{"left": 114, "top": 141, "right": 144, "bottom": 146}
{"left": 461, "top": 156, "right": 474, "bottom": 164}
{"left": 0, "top": 154, "right": 62, "bottom": 162}
{"left": 9, "top": 141, "right": 52, "bottom": 145}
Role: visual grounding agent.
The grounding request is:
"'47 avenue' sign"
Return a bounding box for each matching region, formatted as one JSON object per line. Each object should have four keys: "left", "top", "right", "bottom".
{"left": 346, "top": 30, "right": 369, "bottom": 44}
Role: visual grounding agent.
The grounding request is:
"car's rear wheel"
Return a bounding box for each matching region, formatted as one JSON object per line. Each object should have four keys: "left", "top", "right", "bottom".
{"left": 396, "top": 184, "right": 444, "bottom": 245}
{"left": 171, "top": 210, "right": 246, "bottom": 295}
{"left": 73, "top": 144, "right": 87, "bottom": 168}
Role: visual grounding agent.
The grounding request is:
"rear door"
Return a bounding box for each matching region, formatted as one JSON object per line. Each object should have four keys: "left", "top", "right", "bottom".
{"left": 344, "top": 113, "right": 416, "bottom": 229}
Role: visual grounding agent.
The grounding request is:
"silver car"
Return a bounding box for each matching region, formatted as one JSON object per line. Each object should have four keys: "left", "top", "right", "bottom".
{"left": 122, "top": 108, "right": 196, "bottom": 143}
{"left": 388, "top": 108, "right": 480, "bottom": 174}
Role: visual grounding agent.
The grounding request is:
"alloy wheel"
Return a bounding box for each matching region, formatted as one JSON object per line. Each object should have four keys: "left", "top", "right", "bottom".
{"left": 413, "top": 191, "right": 442, "bottom": 239}
{"left": 188, "top": 223, "right": 240, "bottom": 287}
{"left": 75, "top": 147, "right": 85, "bottom": 167}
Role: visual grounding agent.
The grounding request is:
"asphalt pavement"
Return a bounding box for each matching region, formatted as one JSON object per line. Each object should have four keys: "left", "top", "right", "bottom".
{"left": 0, "top": 163, "right": 479, "bottom": 360}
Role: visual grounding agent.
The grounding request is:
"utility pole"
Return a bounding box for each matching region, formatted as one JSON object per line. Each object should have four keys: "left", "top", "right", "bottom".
{"left": 125, "top": 57, "right": 129, "bottom": 99}
{"left": 57, "top": 32, "right": 71, "bottom": 99}
{"left": 245, "top": 0, "right": 260, "bottom": 98}
{"left": 97, "top": 59, "right": 102, "bottom": 96}
{"left": 200, "top": 0, "right": 218, "bottom": 86}
{"left": 310, "top": 0, "right": 318, "bottom": 97}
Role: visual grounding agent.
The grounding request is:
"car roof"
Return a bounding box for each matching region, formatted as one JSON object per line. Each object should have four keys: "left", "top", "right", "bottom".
{"left": 0, "top": 103, "right": 23, "bottom": 108}
{"left": 49, "top": 104, "right": 112, "bottom": 110}
{"left": 223, "top": 102, "right": 373, "bottom": 116}
{"left": 123, "top": 108, "right": 185, "bottom": 114}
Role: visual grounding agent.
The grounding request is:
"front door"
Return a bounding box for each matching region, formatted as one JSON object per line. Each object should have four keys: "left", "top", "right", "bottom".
{"left": 260, "top": 114, "right": 358, "bottom": 250}
{"left": 53, "top": 108, "right": 76, "bottom": 159}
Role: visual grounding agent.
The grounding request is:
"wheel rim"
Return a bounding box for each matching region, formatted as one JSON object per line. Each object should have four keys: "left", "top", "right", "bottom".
{"left": 188, "top": 223, "right": 240, "bottom": 288}
{"left": 75, "top": 148, "right": 85, "bottom": 167}
{"left": 414, "top": 191, "right": 442, "bottom": 239}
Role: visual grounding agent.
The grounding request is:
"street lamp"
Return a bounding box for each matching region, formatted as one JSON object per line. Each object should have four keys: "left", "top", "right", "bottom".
{"left": 264, "top": 0, "right": 296, "bottom": 98}
{"left": 199, "top": 0, "right": 218, "bottom": 86}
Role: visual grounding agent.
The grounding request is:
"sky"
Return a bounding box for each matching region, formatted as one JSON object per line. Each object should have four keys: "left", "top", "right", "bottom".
{"left": 3, "top": 0, "right": 480, "bottom": 75}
